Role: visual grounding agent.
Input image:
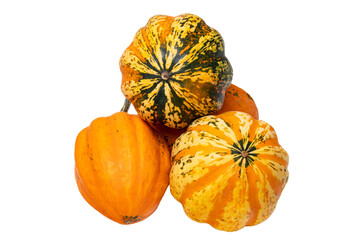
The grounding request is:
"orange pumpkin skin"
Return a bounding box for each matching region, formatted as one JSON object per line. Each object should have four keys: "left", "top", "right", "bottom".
{"left": 152, "top": 84, "right": 259, "bottom": 148}
{"left": 75, "top": 112, "right": 170, "bottom": 224}
{"left": 170, "top": 111, "right": 289, "bottom": 231}
{"left": 216, "top": 84, "right": 259, "bottom": 119}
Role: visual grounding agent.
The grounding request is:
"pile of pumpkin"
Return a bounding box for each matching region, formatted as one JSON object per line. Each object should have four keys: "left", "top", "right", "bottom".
{"left": 74, "top": 14, "right": 289, "bottom": 232}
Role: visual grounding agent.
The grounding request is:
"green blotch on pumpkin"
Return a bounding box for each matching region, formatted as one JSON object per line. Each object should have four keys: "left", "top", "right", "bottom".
{"left": 123, "top": 215, "right": 141, "bottom": 224}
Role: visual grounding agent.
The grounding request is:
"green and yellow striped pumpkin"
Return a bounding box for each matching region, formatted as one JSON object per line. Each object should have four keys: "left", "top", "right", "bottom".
{"left": 170, "top": 111, "right": 289, "bottom": 231}
{"left": 120, "top": 14, "right": 233, "bottom": 129}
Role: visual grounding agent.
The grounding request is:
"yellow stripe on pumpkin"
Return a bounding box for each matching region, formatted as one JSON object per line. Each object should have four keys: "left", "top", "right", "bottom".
{"left": 121, "top": 48, "right": 159, "bottom": 76}
{"left": 172, "top": 65, "right": 222, "bottom": 85}
{"left": 250, "top": 162, "right": 280, "bottom": 225}
{"left": 137, "top": 82, "right": 164, "bottom": 122}
{"left": 142, "top": 17, "right": 167, "bottom": 70}
{"left": 188, "top": 115, "right": 238, "bottom": 144}
{"left": 164, "top": 14, "right": 203, "bottom": 70}
{"left": 170, "top": 30, "right": 223, "bottom": 73}
{"left": 132, "top": 29, "right": 162, "bottom": 72}
{"left": 180, "top": 161, "right": 237, "bottom": 222}
{"left": 122, "top": 78, "right": 160, "bottom": 101}
{"left": 172, "top": 130, "right": 233, "bottom": 158}
{"left": 206, "top": 169, "right": 239, "bottom": 229}
{"left": 163, "top": 82, "right": 182, "bottom": 124}
{"left": 170, "top": 153, "right": 234, "bottom": 199}
{"left": 253, "top": 145, "right": 289, "bottom": 166}
{"left": 216, "top": 173, "right": 251, "bottom": 231}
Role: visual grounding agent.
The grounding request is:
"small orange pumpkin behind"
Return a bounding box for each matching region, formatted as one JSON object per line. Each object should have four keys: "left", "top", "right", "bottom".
{"left": 75, "top": 112, "right": 170, "bottom": 224}
{"left": 216, "top": 84, "right": 259, "bottom": 119}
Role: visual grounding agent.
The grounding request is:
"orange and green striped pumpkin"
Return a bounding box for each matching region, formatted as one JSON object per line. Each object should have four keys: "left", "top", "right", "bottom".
{"left": 170, "top": 111, "right": 289, "bottom": 231}
{"left": 120, "top": 14, "right": 233, "bottom": 129}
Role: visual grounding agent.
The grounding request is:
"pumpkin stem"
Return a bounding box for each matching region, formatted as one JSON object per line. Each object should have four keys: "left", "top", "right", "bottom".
{"left": 161, "top": 71, "right": 170, "bottom": 80}
{"left": 121, "top": 98, "right": 131, "bottom": 113}
{"left": 241, "top": 151, "right": 248, "bottom": 158}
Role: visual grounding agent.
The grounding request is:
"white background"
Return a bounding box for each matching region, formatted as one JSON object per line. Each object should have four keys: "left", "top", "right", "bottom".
{"left": 1, "top": 0, "right": 359, "bottom": 239}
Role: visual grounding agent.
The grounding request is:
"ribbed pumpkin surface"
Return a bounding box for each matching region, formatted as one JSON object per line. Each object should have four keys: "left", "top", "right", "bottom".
{"left": 170, "top": 111, "right": 289, "bottom": 231}
{"left": 151, "top": 84, "right": 259, "bottom": 148}
{"left": 75, "top": 112, "right": 170, "bottom": 224}
{"left": 120, "top": 14, "right": 232, "bottom": 129}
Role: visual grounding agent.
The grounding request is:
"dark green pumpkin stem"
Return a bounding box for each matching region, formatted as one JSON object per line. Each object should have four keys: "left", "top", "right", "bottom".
{"left": 120, "top": 98, "right": 131, "bottom": 113}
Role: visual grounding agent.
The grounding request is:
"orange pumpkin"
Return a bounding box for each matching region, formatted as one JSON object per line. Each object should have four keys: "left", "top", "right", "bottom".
{"left": 216, "top": 84, "right": 259, "bottom": 119}
{"left": 151, "top": 84, "right": 259, "bottom": 148}
{"left": 75, "top": 112, "right": 170, "bottom": 224}
{"left": 170, "top": 111, "right": 289, "bottom": 231}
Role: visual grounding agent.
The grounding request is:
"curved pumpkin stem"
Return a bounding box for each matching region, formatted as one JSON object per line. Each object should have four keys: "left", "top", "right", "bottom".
{"left": 121, "top": 98, "right": 131, "bottom": 113}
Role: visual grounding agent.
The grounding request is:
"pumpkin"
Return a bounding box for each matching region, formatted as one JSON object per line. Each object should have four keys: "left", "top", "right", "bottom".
{"left": 151, "top": 84, "right": 259, "bottom": 148}
{"left": 120, "top": 13, "right": 233, "bottom": 129}
{"left": 170, "top": 111, "right": 289, "bottom": 231}
{"left": 149, "top": 122, "right": 186, "bottom": 149}
{"left": 75, "top": 111, "right": 170, "bottom": 224}
{"left": 216, "top": 84, "right": 259, "bottom": 119}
